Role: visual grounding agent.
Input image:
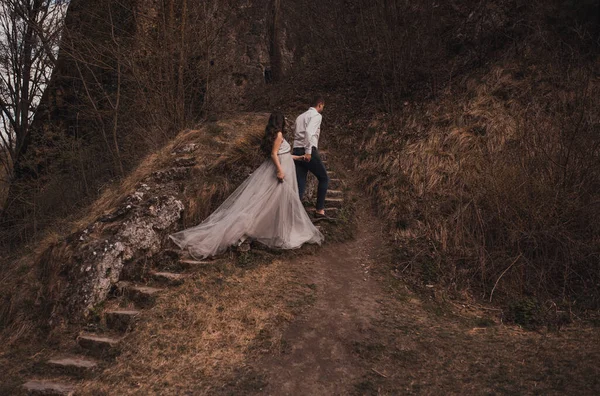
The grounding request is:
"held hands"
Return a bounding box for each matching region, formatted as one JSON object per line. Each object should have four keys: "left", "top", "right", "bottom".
{"left": 292, "top": 154, "right": 312, "bottom": 162}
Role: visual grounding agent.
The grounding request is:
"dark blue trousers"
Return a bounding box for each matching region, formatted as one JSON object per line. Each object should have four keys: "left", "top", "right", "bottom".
{"left": 293, "top": 147, "right": 329, "bottom": 210}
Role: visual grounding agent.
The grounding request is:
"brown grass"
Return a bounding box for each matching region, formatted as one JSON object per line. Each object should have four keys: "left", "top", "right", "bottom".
{"left": 179, "top": 116, "right": 267, "bottom": 227}
{"left": 341, "top": 60, "right": 600, "bottom": 314}
{"left": 0, "top": 113, "right": 272, "bottom": 345}
{"left": 78, "top": 258, "right": 316, "bottom": 395}
{"left": 1, "top": 111, "right": 350, "bottom": 395}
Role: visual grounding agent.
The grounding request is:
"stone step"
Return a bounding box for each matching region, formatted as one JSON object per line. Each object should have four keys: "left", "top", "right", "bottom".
{"left": 23, "top": 380, "right": 75, "bottom": 396}
{"left": 105, "top": 310, "right": 141, "bottom": 332}
{"left": 77, "top": 333, "right": 121, "bottom": 356}
{"left": 117, "top": 282, "right": 163, "bottom": 307}
{"left": 127, "top": 285, "right": 163, "bottom": 307}
{"left": 328, "top": 178, "right": 343, "bottom": 189}
{"left": 325, "top": 197, "right": 344, "bottom": 208}
{"left": 179, "top": 259, "right": 212, "bottom": 269}
{"left": 163, "top": 249, "right": 183, "bottom": 259}
{"left": 328, "top": 189, "right": 343, "bottom": 197}
{"left": 150, "top": 271, "right": 186, "bottom": 286}
{"left": 309, "top": 207, "right": 340, "bottom": 217}
{"left": 46, "top": 356, "right": 98, "bottom": 376}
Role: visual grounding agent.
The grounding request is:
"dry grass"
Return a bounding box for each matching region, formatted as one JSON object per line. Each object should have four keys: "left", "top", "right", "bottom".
{"left": 179, "top": 116, "right": 267, "bottom": 227}
{"left": 79, "top": 258, "right": 316, "bottom": 395}
{"left": 344, "top": 60, "right": 600, "bottom": 314}
{"left": 0, "top": 112, "right": 335, "bottom": 395}
{"left": 73, "top": 113, "right": 267, "bottom": 231}
{"left": 0, "top": 113, "right": 272, "bottom": 345}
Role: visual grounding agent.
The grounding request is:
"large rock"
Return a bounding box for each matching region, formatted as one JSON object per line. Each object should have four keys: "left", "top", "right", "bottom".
{"left": 41, "top": 170, "right": 185, "bottom": 325}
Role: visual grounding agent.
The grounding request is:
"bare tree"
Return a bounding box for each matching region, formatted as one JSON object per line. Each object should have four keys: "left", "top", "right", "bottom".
{"left": 0, "top": 0, "right": 67, "bottom": 179}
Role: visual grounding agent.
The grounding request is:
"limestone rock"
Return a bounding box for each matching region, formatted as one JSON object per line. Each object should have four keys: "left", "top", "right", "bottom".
{"left": 42, "top": 162, "right": 185, "bottom": 325}
{"left": 22, "top": 380, "right": 75, "bottom": 396}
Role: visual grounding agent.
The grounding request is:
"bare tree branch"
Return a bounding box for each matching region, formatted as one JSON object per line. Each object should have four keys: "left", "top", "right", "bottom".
{"left": 0, "top": 0, "right": 66, "bottom": 177}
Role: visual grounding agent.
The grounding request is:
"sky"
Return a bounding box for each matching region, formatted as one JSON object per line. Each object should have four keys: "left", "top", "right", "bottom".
{"left": 0, "top": 0, "right": 69, "bottom": 156}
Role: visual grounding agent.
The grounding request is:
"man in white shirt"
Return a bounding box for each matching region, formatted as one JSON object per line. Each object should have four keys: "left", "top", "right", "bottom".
{"left": 293, "top": 95, "right": 329, "bottom": 217}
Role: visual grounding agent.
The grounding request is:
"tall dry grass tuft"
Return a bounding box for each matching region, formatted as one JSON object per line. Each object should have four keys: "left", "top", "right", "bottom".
{"left": 351, "top": 63, "right": 600, "bottom": 310}
{"left": 177, "top": 115, "right": 268, "bottom": 227}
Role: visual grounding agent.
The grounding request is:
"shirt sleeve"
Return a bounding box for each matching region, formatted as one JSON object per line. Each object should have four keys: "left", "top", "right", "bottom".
{"left": 304, "top": 114, "right": 322, "bottom": 155}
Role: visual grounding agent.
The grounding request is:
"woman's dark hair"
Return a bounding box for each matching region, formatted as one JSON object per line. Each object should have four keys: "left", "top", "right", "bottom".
{"left": 261, "top": 111, "right": 286, "bottom": 157}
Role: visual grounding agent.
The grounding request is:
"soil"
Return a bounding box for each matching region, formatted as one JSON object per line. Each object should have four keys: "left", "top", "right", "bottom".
{"left": 259, "top": 211, "right": 388, "bottom": 395}
{"left": 255, "top": 208, "right": 600, "bottom": 395}
{"left": 4, "top": 164, "right": 600, "bottom": 395}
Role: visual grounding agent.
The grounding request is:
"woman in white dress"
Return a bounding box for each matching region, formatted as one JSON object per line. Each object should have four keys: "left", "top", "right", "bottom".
{"left": 169, "top": 112, "right": 324, "bottom": 259}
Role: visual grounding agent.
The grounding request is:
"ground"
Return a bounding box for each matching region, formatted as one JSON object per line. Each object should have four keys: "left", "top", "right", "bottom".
{"left": 74, "top": 200, "right": 600, "bottom": 395}
{"left": 257, "top": 208, "right": 600, "bottom": 395}
{"left": 4, "top": 141, "right": 600, "bottom": 395}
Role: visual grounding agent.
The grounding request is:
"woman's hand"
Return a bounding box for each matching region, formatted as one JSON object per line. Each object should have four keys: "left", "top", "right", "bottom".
{"left": 277, "top": 169, "right": 285, "bottom": 182}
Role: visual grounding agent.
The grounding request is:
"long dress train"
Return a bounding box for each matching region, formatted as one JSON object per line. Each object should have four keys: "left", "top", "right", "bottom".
{"left": 168, "top": 139, "right": 324, "bottom": 259}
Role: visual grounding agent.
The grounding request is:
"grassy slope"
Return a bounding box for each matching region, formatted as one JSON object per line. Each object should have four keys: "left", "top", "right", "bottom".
{"left": 0, "top": 111, "right": 354, "bottom": 394}
{"left": 0, "top": 113, "right": 268, "bottom": 343}
{"left": 317, "top": 7, "right": 600, "bottom": 318}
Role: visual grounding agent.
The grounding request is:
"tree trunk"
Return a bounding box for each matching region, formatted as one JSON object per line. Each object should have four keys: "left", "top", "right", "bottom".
{"left": 177, "top": 0, "right": 187, "bottom": 127}
{"left": 269, "top": 0, "right": 283, "bottom": 82}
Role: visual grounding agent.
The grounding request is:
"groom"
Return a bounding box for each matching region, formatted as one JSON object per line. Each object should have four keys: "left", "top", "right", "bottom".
{"left": 293, "top": 95, "right": 329, "bottom": 217}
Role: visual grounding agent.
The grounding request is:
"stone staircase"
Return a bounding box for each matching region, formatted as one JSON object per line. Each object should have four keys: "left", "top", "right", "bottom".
{"left": 21, "top": 253, "right": 198, "bottom": 395}
{"left": 21, "top": 149, "right": 344, "bottom": 395}
{"left": 305, "top": 150, "right": 346, "bottom": 221}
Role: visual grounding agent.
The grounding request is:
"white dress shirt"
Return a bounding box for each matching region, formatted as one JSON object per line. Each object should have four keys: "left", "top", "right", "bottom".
{"left": 293, "top": 107, "right": 322, "bottom": 155}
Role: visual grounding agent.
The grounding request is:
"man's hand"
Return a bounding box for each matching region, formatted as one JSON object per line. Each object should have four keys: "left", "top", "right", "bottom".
{"left": 304, "top": 154, "right": 312, "bottom": 162}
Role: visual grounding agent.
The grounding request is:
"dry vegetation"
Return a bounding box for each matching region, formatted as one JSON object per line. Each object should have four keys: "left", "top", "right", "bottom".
{"left": 0, "top": 162, "right": 8, "bottom": 212}
{"left": 0, "top": 1, "right": 599, "bottom": 391}
{"left": 0, "top": 0, "right": 269, "bottom": 251}
{"left": 1, "top": 3, "right": 599, "bottom": 389}
{"left": 351, "top": 63, "right": 600, "bottom": 311}
{"left": 311, "top": 1, "right": 600, "bottom": 320}
{"left": 77, "top": 258, "right": 316, "bottom": 395}
{"left": 0, "top": 111, "right": 352, "bottom": 395}
{"left": 0, "top": 113, "right": 272, "bottom": 344}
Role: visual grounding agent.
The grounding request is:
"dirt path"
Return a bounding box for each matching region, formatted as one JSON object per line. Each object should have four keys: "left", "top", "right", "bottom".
{"left": 259, "top": 211, "right": 389, "bottom": 395}
{"left": 9, "top": 171, "right": 600, "bottom": 395}
{"left": 257, "top": 207, "right": 600, "bottom": 395}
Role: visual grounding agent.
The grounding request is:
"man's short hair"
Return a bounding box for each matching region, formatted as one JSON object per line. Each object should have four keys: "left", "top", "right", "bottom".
{"left": 312, "top": 95, "right": 325, "bottom": 108}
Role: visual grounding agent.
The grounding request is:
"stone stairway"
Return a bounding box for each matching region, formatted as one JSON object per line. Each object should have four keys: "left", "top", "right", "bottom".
{"left": 21, "top": 255, "right": 196, "bottom": 395}
{"left": 306, "top": 150, "right": 345, "bottom": 221}
{"left": 21, "top": 148, "right": 344, "bottom": 395}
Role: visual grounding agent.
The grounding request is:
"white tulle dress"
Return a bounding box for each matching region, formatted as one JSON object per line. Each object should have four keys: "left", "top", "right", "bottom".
{"left": 169, "top": 138, "right": 324, "bottom": 259}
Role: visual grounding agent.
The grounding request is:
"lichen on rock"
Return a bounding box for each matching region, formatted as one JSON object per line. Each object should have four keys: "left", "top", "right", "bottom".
{"left": 43, "top": 168, "right": 186, "bottom": 325}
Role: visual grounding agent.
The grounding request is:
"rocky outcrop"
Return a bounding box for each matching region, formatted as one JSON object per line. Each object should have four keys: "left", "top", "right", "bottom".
{"left": 41, "top": 150, "right": 199, "bottom": 325}
{"left": 37, "top": 113, "right": 270, "bottom": 326}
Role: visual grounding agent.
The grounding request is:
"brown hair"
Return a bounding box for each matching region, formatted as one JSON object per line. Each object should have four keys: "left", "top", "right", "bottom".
{"left": 260, "top": 111, "right": 286, "bottom": 157}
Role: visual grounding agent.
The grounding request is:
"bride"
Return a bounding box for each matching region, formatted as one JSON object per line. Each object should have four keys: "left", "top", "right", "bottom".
{"left": 169, "top": 112, "right": 324, "bottom": 259}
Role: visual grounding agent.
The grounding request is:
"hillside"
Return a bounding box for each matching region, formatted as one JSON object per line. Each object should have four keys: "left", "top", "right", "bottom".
{"left": 2, "top": 120, "right": 599, "bottom": 393}
{"left": 1, "top": 0, "right": 600, "bottom": 394}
